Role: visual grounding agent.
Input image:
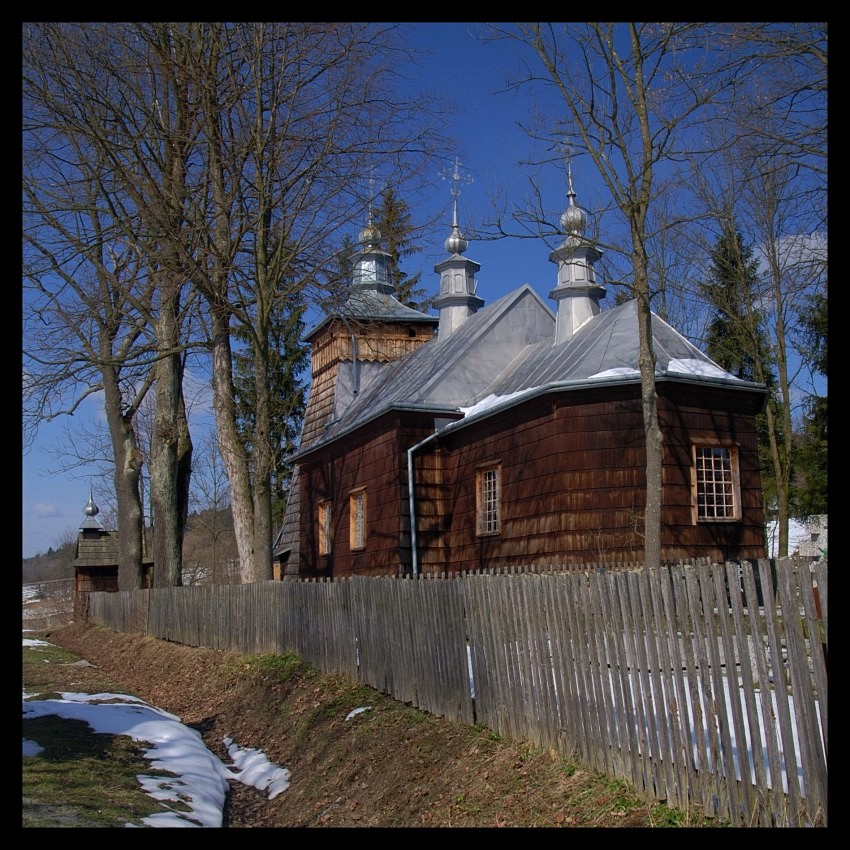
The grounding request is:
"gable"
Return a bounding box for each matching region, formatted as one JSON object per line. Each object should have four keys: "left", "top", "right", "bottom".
{"left": 301, "top": 285, "right": 555, "bottom": 453}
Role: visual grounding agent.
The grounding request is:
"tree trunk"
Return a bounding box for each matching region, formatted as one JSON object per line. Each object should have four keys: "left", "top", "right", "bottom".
{"left": 210, "top": 305, "right": 257, "bottom": 583}
{"left": 150, "top": 362, "right": 182, "bottom": 585}
{"left": 635, "top": 278, "right": 663, "bottom": 570}
{"left": 150, "top": 278, "right": 190, "bottom": 587}
{"left": 251, "top": 342, "right": 274, "bottom": 581}
{"left": 103, "top": 367, "right": 144, "bottom": 590}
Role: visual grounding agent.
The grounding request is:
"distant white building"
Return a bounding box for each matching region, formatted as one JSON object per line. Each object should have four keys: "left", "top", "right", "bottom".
{"left": 766, "top": 514, "right": 827, "bottom": 561}
{"left": 796, "top": 514, "right": 828, "bottom": 561}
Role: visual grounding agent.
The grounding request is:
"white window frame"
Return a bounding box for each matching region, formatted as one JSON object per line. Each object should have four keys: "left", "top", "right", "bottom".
{"left": 349, "top": 488, "right": 367, "bottom": 551}
{"left": 476, "top": 463, "right": 502, "bottom": 536}
{"left": 692, "top": 443, "right": 741, "bottom": 522}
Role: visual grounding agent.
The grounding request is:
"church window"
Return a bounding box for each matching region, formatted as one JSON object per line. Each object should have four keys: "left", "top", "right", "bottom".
{"left": 318, "top": 500, "right": 333, "bottom": 555}
{"left": 692, "top": 444, "right": 741, "bottom": 522}
{"left": 349, "top": 489, "right": 367, "bottom": 550}
{"left": 477, "top": 464, "right": 501, "bottom": 535}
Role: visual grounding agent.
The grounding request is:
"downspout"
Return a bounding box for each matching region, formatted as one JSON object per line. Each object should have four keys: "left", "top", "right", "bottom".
{"left": 407, "top": 430, "right": 440, "bottom": 577}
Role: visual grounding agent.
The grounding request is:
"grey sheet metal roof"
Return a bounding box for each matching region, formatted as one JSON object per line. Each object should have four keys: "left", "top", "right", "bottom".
{"left": 299, "top": 285, "right": 555, "bottom": 453}
{"left": 298, "top": 289, "right": 766, "bottom": 456}
{"left": 305, "top": 289, "right": 439, "bottom": 341}
{"left": 488, "top": 297, "right": 755, "bottom": 392}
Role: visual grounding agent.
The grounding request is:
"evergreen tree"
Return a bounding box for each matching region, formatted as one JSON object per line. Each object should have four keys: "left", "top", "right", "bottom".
{"left": 700, "top": 228, "right": 779, "bottom": 514}
{"left": 374, "top": 186, "right": 429, "bottom": 309}
{"left": 792, "top": 287, "right": 828, "bottom": 517}
{"left": 233, "top": 294, "right": 309, "bottom": 531}
{"left": 701, "top": 230, "right": 772, "bottom": 383}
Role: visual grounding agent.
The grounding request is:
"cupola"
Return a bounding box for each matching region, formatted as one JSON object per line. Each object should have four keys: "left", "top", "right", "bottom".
{"left": 433, "top": 158, "right": 484, "bottom": 341}
{"left": 548, "top": 160, "right": 606, "bottom": 343}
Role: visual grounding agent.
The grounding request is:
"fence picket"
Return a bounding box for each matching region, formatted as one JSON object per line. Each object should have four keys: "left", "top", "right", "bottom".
{"left": 76, "top": 558, "right": 826, "bottom": 828}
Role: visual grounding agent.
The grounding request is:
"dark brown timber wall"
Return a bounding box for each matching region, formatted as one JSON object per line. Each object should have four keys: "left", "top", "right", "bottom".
{"left": 416, "top": 383, "right": 766, "bottom": 572}
{"left": 297, "top": 381, "right": 766, "bottom": 577}
{"left": 299, "top": 411, "right": 439, "bottom": 577}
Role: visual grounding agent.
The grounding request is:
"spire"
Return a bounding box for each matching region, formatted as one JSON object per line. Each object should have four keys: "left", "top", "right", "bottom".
{"left": 441, "top": 157, "right": 471, "bottom": 256}
{"left": 561, "top": 156, "right": 588, "bottom": 237}
{"left": 548, "top": 151, "right": 606, "bottom": 344}
{"left": 84, "top": 486, "right": 99, "bottom": 518}
{"left": 433, "top": 157, "right": 483, "bottom": 340}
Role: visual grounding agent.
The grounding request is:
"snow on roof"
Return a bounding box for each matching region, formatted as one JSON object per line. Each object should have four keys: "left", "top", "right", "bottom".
{"left": 666, "top": 358, "right": 734, "bottom": 379}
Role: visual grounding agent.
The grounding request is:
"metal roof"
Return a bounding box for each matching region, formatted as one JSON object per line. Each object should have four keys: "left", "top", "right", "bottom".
{"left": 304, "top": 290, "right": 439, "bottom": 341}
{"left": 298, "top": 289, "right": 766, "bottom": 457}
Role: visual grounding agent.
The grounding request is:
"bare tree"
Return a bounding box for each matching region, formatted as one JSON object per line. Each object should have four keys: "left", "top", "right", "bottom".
{"left": 684, "top": 23, "right": 827, "bottom": 555}
{"left": 24, "top": 23, "right": 209, "bottom": 586}
{"left": 490, "top": 23, "right": 750, "bottom": 568}
{"left": 25, "top": 22, "right": 449, "bottom": 585}
{"left": 171, "top": 23, "right": 447, "bottom": 581}
{"left": 23, "top": 68, "right": 155, "bottom": 589}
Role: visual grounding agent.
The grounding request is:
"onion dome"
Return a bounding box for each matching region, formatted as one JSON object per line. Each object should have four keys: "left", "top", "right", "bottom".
{"left": 84, "top": 488, "right": 99, "bottom": 518}
{"left": 560, "top": 162, "right": 588, "bottom": 237}
{"left": 444, "top": 223, "right": 468, "bottom": 256}
{"left": 358, "top": 220, "right": 382, "bottom": 249}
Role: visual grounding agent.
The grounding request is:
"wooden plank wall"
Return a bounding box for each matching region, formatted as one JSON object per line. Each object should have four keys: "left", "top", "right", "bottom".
{"left": 83, "top": 557, "right": 827, "bottom": 828}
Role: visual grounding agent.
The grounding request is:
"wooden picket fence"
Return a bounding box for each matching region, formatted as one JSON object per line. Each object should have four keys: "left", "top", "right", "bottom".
{"left": 83, "top": 557, "right": 827, "bottom": 827}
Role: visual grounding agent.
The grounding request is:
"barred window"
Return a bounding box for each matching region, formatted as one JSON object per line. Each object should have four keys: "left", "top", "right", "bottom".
{"left": 349, "top": 489, "right": 367, "bottom": 550}
{"left": 477, "top": 464, "right": 501, "bottom": 535}
{"left": 318, "top": 500, "right": 333, "bottom": 555}
{"left": 693, "top": 445, "right": 741, "bottom": 522}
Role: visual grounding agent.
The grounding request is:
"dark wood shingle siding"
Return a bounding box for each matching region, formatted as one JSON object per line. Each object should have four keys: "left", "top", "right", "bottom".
{"left": 427, "top": 384, "right": 766, "bottom": 571}
{"left": 300, "top": 412, "right": 437, "bottom": 577}
{"left": 295, "top": 382, "right": 767, "bottom": 578}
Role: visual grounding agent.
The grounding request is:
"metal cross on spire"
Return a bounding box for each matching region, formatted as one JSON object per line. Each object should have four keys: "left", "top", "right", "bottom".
{"left": 366, "top": 175, "right": 377, "bottom": 226}
{"left": 440, "top": 157, "right": 474, "bottom": 228}
{"left": 559, "top": 142, "right": 588, "bottom": 237}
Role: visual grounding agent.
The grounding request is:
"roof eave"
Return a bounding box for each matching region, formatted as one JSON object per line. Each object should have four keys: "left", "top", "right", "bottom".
{"left": 293, "top": 403, "right": 463, "bottom": 460}
{"left": 440, "top": 373, "right": 769, "bottom": 435}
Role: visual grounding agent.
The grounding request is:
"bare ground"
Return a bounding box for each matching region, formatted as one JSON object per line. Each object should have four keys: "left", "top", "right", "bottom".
{"left": 31, "top": 619, "right": 718, "bottom": 828}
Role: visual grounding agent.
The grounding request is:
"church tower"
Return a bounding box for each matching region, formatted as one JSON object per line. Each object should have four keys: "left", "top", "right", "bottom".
{"left": 433, "top": 158, "right": 483, "bottom": 340}
{"left": 300, "top": 209, "right": 438, "bottom": 449}
{"left": 277, "top": 204, "right": 438, "bottom": 577}
{"left": 548, "top": 160, "right": 606, "bottom": 343}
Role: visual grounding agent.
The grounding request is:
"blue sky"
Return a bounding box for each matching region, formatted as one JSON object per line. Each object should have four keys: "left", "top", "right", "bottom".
{"left": 23, "top": 24, "right": 569, "bottom": 559}
{"left": 21, "top": 23, "right": 824, "bottom": 558}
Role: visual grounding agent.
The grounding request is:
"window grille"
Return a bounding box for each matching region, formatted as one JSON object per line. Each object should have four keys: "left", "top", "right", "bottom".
{"left": 477, "top": 465, "right": 501, "bottom": 534}
{"left": 694, "top": 445, "right": 739, "bottom": 520}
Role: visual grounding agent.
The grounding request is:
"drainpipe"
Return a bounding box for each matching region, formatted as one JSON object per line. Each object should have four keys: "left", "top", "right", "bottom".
{"left": 407, "top": 430, "right": 441, "bottom": 577}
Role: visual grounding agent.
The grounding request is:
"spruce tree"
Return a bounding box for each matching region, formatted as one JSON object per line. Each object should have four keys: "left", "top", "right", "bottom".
{"left": 700, "top": 228, "right": 779, "bottom": 515}
{"left": 701, "top": 230, "right": 772, "bottom": 383}
{"left": 792, "top": 288, "right": 828, "bottom": 517}
{"left": 374, "top": 186, "right": 429, "bottom": 309}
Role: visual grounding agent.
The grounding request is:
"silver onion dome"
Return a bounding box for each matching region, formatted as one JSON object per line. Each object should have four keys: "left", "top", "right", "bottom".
{"left": 84, "top": 488, "right": 99, "bottom": 517}
{"left": 561, "top": 194, "right": 587, "bottom": 236}
{"left": 444, "top": 224, "right": 468, "bottom": 255}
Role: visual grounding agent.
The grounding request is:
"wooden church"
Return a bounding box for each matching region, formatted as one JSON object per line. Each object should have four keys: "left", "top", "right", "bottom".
{"left": 274, "top": 172, "right": 768, "bottom": 579}
{"left": 71, "top": 489, "right": 153, "bottom": 616}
